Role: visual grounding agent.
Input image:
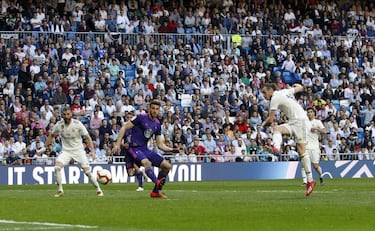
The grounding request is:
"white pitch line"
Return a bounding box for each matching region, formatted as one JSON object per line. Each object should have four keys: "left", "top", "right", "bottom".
{"left": 0, "top": 227, "right": 68, "bottom": 230}
{"left": 0, "top": 220, "right": 98, "bottom": 229}
{"left": 256, "top": 190, "right": 335, "bottom": 193}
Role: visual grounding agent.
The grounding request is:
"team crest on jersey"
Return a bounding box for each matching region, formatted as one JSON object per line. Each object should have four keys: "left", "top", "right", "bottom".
{"left": 144, "top": 129, "right": 153, "bottom": 139}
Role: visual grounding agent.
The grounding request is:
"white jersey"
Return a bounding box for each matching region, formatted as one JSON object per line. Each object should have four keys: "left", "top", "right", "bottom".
{"left": 52, "top": 119, "right": 89, "bottom": 151}
{"left": 306, "top": 118, "right": 325, "bottom": 149}
{"left": 270, "top": 88, "right": 308, "bottom": 121}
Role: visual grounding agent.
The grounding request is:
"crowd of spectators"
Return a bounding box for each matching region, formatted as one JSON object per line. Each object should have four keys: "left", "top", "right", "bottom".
{"left": 0, "top": 0, "right": 375, "bottom": 165}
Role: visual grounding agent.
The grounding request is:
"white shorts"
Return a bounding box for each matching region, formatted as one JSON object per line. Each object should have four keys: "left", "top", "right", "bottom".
{"left": 280, "top": 119, "right": 310, "bottom": 144}
{"left": 307, "top": 148, "right": 320, "bottom": 164}
{"left": 56, "top": 149, "right": 89, "bottom": 168}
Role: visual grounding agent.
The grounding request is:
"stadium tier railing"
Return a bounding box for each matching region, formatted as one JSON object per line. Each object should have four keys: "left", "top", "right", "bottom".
{"left": 2, "top": 31, "right": 375, "bottom": 53}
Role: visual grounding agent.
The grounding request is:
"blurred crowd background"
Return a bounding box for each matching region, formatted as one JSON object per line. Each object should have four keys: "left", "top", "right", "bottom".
{"left": 0, "top": 0, "right": 374, "bottom": 165}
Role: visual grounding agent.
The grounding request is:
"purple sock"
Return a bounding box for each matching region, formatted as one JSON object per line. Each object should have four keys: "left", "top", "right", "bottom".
{"left": 136, "top": 171, "right": 143, "bottom": 188}
{"left": 152, "top": 170, "right": 169, "bottom": 193}
{"left": 145, "top": 167, "right": 157, "bottom": 183}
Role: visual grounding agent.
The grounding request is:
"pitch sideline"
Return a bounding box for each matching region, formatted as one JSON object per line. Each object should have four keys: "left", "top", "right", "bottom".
{"left": 0, "top": 219, "right": 98, "bottom": 230}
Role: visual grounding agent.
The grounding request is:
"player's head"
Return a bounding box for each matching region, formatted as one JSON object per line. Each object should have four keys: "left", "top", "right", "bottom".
{"left": 149, "top": 100, "right": 161, "bottom": 119}
{"left": 61, "top": 106, "right": 73, "bottom": 124}
{"left": 261, "top": 83, "right": 278, "bottom": 100}
{"left": 306, "top": 107, "right": 316, "bottom": 119}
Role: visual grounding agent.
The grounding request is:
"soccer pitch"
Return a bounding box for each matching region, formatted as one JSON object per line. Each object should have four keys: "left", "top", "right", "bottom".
{"left": 0, "top": 179, "right": 374, "bottom": 231}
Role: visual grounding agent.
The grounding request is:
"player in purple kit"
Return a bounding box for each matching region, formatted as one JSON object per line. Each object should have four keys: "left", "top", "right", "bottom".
{"left": 122, "top": 127, "right": 145, "bottom": 192}
{"left": 113, "top": 100, "right": 179, "bottom": 198}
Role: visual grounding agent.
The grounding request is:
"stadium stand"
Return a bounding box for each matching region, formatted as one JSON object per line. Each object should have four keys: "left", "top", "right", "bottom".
{"left": 0, "top": 0, "right": 374, "bottom": 165}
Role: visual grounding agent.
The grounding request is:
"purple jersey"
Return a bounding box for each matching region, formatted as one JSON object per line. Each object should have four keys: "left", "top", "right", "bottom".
{"left": 126, "top": 114, "right": 161, "bottom": 148}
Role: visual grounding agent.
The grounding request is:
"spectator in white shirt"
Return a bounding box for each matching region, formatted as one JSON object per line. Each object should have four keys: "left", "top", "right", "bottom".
{"left": 284, "top": 8, "right": 296, "bottom": 24}
{"left": 281, "top": 54, "right": 296, "bottom": 72}
{"left": 116, "top": 10, "right": 130, "bottom": 32}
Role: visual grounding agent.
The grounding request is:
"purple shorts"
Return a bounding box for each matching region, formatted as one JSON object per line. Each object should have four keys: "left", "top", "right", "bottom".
{"left": 127, "top": 146, "right": 164, "bottom": 168}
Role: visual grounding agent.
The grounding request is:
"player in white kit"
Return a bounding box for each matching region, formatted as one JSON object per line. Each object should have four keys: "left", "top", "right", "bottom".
{"left": 44, "top": 107, "right": 103, "bottom": 197}
{"left": 302, "top": 107, "right": 326, "bottom": 186}
{"left": 261, "top": 83, "right": 315, "bottom": 196}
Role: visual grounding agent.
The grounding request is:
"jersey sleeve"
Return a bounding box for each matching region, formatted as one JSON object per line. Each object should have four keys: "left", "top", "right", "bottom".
{"left": 269, "top": 91, "right": 283, "bottom": 111}
{"left": 79, "top": 121, "right": 89, "bottom": 136}
{"left": 131, "top": 114, "right": 142, "bottom": 126}
{"left": 155, "top": 122, "right": 162, "bottom": 136}
{"left": 317, "top": 120, "right": 325, "bottom": 129}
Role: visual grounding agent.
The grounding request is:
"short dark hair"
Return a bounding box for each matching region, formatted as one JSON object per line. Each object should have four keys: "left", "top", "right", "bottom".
{"left": 150, "top": 100, "right": 161, "bottom": 107}
{"left": 306, "top": 107, "right": 316, "bottom": 115}
{"left": 263, "top": 83, "right": 278, "bottom": 91}
{"left": 61, "top": 106, "right": 71, "bottom": 112}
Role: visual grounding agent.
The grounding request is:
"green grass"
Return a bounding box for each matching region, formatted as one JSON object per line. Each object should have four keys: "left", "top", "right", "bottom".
{"left": 0, "top": 179, "right": 374, "bottom": 231}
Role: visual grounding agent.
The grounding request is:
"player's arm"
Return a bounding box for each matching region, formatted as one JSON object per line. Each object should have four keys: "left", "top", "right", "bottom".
{"left": 155, "top": 135, "right": 179, "bottom": 153}
{"left": 262, "top": 109, "right": 276, "bottom": 127}
{"left": 113, "top": 121, "right": 134, "bottom": 151}
{"left": 44, "top": 132, "right": 57, "bottom": 148}
{"left": 292, "top": 83, "right": 304, "bottom": 93}
{"left": 84, "top": 133, "right": 95, "bottom": 157}
{"left": 313, "top": 121, "right": 326, "bottom": 134}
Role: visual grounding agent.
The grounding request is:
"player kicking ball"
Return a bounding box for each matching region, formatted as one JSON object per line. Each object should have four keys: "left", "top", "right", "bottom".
{"left": 113, "top": 100, "right": 179, "bottom": 199}
{"left": 262, "top": 83, "right": 316, "bottom": 196}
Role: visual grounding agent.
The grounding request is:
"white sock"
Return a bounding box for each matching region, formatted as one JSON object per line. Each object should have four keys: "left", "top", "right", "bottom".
{"left": 301, "top": 167, "right": 307, "bottom": 184}
{"left": 55, "top": 166, "right": 63, "bottom": 191}
{"left": 272, "top": 131, "right": 282, "bottom": 150}
{"left": 85, "top": 170, "right": 101, "bottom": 191}
{"left": 316, "top": 166, "right": 323, "bottom": 178}
{"left": 300, "top": 154, "right": 313, "bottom": 182}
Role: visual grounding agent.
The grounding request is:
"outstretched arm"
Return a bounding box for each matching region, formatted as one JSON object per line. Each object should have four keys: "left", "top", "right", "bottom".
{"left": 292, "top": 83, "right": 304, "bottom": 94}
{"left": 156, "top": 135, "right": 179, "bottom": 153}
{"left": 44, "top": 133, "right": 56, "bottom": 149}
{"left": 113, "top": 121, "right": 134, "bottom": 152}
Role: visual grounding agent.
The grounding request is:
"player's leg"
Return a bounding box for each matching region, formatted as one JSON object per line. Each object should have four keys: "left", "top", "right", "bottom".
{"left": 125, "top": 149, "right": 144, "bottom": 191}
{"left": 301, "top": 149, "right": 313, "bottom": 185}
{"left": 297, "top": 143, "right": 315, "bottom": 196}
{"left": 301, "top": 167, "right": 307, "bottom": 185}
{"left": 133, "top": 164, "right": 144, "bottom": 191}
{"left": 155, "top": 159, "right": 171, "bottom": 191}
{"left": 310, "top": 149, "right": 324, "bottom": 185}
{"left": 54, "top": 161, "right": 65, "bottom": 197}
{"left": 75, "top": 150, "right": 103, "bottom": 196}
{"left": 129, "top": 147, "right": 158, "bottom": 184}
{"left": 54, "top": 151, "right": 71, "bottom": 197}
{"left": 146, "top": 150, "right": 171, "bottom": 198}
{"left": 294, "top": 121, "right": 315, "bottom": 196}
{"left": 272, "top": 124, "right": 292, "bottom": 152}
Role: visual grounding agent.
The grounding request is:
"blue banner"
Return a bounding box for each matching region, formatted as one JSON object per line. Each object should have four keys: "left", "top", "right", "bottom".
{"left": 0, "top": 161, "right": 374, "bottom": 185}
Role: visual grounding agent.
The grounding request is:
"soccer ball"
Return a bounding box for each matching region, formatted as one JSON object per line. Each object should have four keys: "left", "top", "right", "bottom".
{"left": 96, "top": 169, "right": 112, "bottom": 185}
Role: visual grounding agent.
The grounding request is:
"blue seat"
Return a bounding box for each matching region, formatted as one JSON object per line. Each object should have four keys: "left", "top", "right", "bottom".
{"left": 281, "top": 71, "right": 297, "bottom": 84}
{"left": 66, "top": 32, "right": 76, "bottom": 40}
{"left": 273, "top": 66, "right": 282, "bottom": 74}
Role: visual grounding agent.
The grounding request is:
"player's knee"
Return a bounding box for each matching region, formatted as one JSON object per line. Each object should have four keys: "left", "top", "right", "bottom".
{"left": 161, "top": 160, "right": 171, "bottom": 172}
{"left": 82, "top": 167, "right": 92, "bottom": 176}
{"left": 141, "top": 159, "right": 152, "bottom": 168}
{"left": 54, "top": 166, "right": 62, "bottom": 172}
{"left": 127, "top": 169, "right": 135, "bottom": 176}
